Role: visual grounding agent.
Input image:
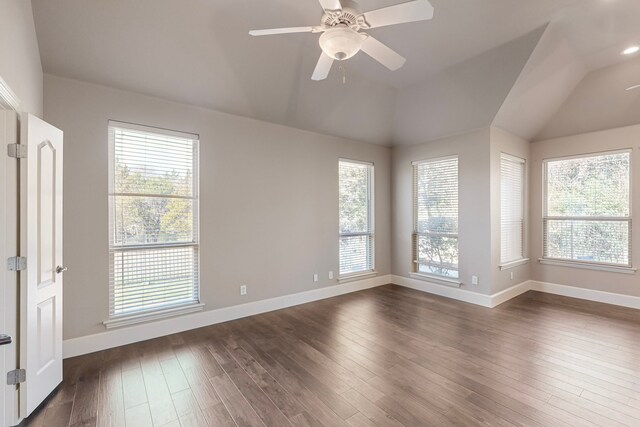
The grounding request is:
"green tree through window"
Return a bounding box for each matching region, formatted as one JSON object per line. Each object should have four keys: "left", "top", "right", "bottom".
{"left": 339, "top": 160, "right": 374, "bottom": 276}
{"left": 543, "top": 151, "right": 630, "bottom": 266}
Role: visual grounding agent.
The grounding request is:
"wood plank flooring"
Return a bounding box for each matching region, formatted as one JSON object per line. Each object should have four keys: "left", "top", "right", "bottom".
{"left": 24, "top": 285, "right": 640, "bottom": 426}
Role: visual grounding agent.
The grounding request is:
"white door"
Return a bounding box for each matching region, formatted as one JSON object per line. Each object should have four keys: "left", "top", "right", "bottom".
{"left": 19, "top": 113, "right": 64, "bottom": 417}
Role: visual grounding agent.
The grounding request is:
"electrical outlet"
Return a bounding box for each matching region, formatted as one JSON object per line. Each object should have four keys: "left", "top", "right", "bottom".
{"left": 471, "top": 275, "right": 479, "bottom": 285}
{"left": 329, "top": 271, "right": 334, "bottom": 280}
{"left": 313, "top": 273, "right": 319, "bottom": 282}
{"left": 240, "top": 285, "right": 247, "bottom": 296}
{"left": 510, "top": 272, "right": 514, "bottom": 280}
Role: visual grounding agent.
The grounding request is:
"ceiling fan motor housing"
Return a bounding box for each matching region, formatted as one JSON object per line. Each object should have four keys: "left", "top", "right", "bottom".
{"left": 321, "top": 2, "right": 369, "bottom": 31}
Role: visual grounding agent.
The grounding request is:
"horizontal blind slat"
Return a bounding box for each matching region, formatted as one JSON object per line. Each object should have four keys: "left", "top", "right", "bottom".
{"left": 109, "top": 123, "right": 199, "bottom": 317}
{"left": 413, "top": 157, "right": 459, "bottom": 279}
{"left": 543, "top": 151, "right": 631, "bottom": 266}
{"left": 339, "top": 161, "right": 374, "bottom": 275}
{"left": 500, "top": 155, "right": 525, "bottom": 264}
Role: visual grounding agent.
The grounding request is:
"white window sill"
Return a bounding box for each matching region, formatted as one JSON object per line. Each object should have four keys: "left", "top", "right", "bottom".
{"left": 409, "top": 272, "right": 462, "bottom": 288}
{"left": 338, "top": 271, "right": 377, "bottom": 284}
{"left": 499, "top": 258, "right": 530, "bottom": 271}
{"left": 538, "top": 258, "right": 636, "bottom": 275}
{"left": 103, "top": 303, "right": 204, "bottom": 329}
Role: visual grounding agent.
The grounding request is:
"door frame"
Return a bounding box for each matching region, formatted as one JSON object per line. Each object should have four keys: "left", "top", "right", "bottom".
{"left": 0, "top": 75, "right": 22, "bottom": 427}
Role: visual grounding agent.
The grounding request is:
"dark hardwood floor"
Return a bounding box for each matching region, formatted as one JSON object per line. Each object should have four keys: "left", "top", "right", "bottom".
{"left": 25, "top": 284, "right": 640, "bottom": 427}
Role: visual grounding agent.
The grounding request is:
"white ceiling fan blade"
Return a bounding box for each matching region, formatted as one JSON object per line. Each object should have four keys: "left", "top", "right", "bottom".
{"left": 362, "top": 0, "right": 434, "bottom": 29}
{"left": 312, "top": 52, "right": 334, "bottom": 80}
{"left": 249, "top": 27, "right": 316, "bottom": 36}
{"left": 318, "top": 0, "right": 342, "bottom": 12}
{"left": 361, "top": 35, "right": 406, "bottom": 70}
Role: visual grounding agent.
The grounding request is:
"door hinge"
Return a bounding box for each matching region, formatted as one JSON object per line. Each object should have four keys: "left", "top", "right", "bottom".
{"left": 7, "top": 369, "right": 26, "bottom": 385}
{"left": 7, "top": 256, "right": 26, "bottom": 271}
{"left": 7, "top": 143, "right": 27, "bottom": 159}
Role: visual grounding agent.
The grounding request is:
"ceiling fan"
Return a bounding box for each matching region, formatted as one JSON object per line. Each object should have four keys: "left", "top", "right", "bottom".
{"left": 249, "top": 0, "right": 434, "bottom": 81}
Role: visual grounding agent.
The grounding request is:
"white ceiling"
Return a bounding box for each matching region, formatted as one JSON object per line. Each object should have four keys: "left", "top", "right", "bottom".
{"left": 537, "top": 54, "right": 640, "bottom": 141}
{"left": 31, "top": 0, "right": 640, "bottom": 145}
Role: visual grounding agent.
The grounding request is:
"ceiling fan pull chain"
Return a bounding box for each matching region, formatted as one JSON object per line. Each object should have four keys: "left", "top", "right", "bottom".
{"left": 339, "top": 65, "right": 347, "bottom": 84}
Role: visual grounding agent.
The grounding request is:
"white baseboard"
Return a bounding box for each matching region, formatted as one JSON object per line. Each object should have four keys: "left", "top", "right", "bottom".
{"left": 530, "top": 280, "right": 640, "bottom": 310}
{"left": 63, "top": 274, "right": 392, "bottom": 358}
{"left": 489, "top": 280, "right": 532, "bottom": 307}
{"left": 64, "top": 274, "right": 640, "bottom": 358}
{"left": 390, "top": 274, "right": 495, "bottom": 307}
{"left": 391, "top": 275, "right": 640, "bottom": 311}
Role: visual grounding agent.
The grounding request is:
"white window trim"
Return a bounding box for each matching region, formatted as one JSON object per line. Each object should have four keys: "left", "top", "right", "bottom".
{"left": 338, "top": 271, "right": 378, "bottom": 284}
{"left": 411, "top": 154, "right": 459, "bottom": 166}
{"left": 408, "top": 272, "right": 462, "bottom": 287}
{"left": 108, "top": 120, "right": 199, "bottom": 140}
{"left": 103, "top": 302, "right": 205, "bottom": 329}
{"left": 538, "top": 258, "right": 636, "bottom": 275}
{"left": 339, "top": 159, "right": 375, "bottom": 278}
{"left": 107, "top": 120, "right": 202, "bottom": 323}
{"left": 412, "top": 156, "right": 460, "bottom": 280}
{"left": 542, "top": 149, "right": 633, "bottom": 269}
{"left": 499, "top": 258, "right": 530, "bottom": 271}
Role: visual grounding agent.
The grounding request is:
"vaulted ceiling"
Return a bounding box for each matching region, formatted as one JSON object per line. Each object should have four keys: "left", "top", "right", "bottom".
{"left": 31, "top": 0, "right": 640, "bottom": 145}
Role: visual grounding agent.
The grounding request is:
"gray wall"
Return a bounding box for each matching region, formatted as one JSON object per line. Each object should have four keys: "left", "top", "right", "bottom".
{"left": 44, "top": 74, "right": 391, "bottom": 340}
{"left": 530, "top": 124, "right": 640, "bottom": 297}
{"left": 391, "top": 128, "right": 493, "bottom": 295}
{"left": 489, "top": 127, "right": 531, "bottom": 293}
{"left": 0, "top": 0, "right": 43, "bottom": 115}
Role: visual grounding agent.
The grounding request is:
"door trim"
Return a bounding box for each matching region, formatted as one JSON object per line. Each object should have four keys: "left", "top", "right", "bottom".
{"left": 0, "top": 75, "right": 21, "bottom": 427}
{"left": 0, "top": 77, "right": 21, "bottom": 114}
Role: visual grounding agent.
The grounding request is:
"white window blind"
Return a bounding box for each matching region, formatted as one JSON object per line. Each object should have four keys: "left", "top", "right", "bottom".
{"left": 108, "top": 121, "right": 199, "bottom": 318}
{"left": 500, "top": 154, "right": 525, "bottom": 264}
{"left": 339, "top": 160, "right": 374, "bottom": 276}
{"left": 413, "top": 157, "right": 459, "bottom": 279}
{"left": 543, "top": 150, "right": 631, "bottom": 267}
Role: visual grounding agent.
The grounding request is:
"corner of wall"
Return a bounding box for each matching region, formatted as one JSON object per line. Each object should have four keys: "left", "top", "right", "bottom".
{"left": 493, "top": 23, "right": 587, "bottom": 141}
{"left": 488, "top": 126, "right": 532, "bottom": 294}
{"left": 0, "top": 0, "right": 44, "bottom": 116}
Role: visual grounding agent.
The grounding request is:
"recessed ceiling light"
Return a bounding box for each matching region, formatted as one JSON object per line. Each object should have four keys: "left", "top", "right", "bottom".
{"left": 622, "top": 46, "right": 639, "bottom": 55}
{"left": 626, "top": 84, "right": 640, "bottom": 91}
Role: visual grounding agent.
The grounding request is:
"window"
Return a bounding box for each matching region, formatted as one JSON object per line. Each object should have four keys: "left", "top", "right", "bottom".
{"left": 108, "top": 121, "right": 200, "bottom": 320}
{"left": 543, "top": 150, "right": 631, "bottom": 267}
{"left": 339, "top": 160, "right": 374, "bottom": 277}
{"left": 413, "top": 157, "right": 459, "bottom": 279}
{"left": 500, "top": 154, "right": 526, "bottom": 265}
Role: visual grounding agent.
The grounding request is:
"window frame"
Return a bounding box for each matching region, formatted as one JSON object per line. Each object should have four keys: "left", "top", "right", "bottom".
{"left": 338, "top": 158, "right": 375, "bottom": 279}
{"left": 541, "top": 149, "right": 633, "bottom": 272}
{"left": 412, "top": 155, "right": 460, "bottom": 283}
{"left": 499, "top": 153, "right": 528, "bottom": 269}
{"left": 105, "top": 120, "right": 202, "bottom": 327}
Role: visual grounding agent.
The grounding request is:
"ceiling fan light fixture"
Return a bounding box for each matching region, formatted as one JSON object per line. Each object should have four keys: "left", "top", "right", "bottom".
{"left": 622, "top": 46, "right": 639, "bottom": 55}
{"left": 319, "top": 26, "right": 363, "bottom": 60}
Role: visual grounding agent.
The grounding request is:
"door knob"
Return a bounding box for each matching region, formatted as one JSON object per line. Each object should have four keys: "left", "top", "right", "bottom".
{"left": 56, "top": 266, "right": 68, "bottom": 274}
{"left": 0, "top": 334, "right": 11, "bottom": 346}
